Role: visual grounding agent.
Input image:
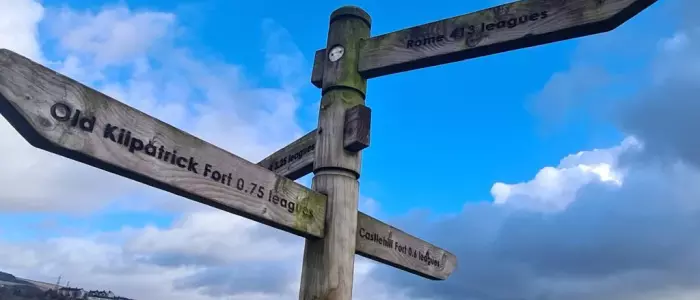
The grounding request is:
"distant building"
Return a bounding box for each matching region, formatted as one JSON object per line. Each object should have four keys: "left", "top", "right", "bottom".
{"left": 59, "top": 286, "right": 86, "bottom": 298}
{"left": 86, "top": 290, "right": 116, "bottom": 299}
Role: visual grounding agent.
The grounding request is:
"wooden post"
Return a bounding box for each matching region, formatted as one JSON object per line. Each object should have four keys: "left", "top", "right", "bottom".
{"left": 299, "top": 6, "right": 371, "bottom": 300}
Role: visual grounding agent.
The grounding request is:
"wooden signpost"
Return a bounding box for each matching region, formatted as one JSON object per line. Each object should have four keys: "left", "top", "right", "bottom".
{"left": 0, "top": 0, "right": 658, "bottom": 299}
{"left": 311, "top": 0, "right": 658, "bottom": 86}
{"left": 0, "top": 49, "right": 326, "bottom": 238}
{"left": 261, "top": 147, "right": 458, "bottom": 280}
{"left": 355, "top": 212, "right": 456, "bottom": 280}
{"left": 258, "top": 129, "right": 316, "bottom": 180}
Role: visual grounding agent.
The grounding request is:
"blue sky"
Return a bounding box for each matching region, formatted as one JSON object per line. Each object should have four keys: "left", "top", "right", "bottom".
{"left": 0, "top": 0, "right": 609, "bottom": 231}
{"left": 33, "top": 0, "right": 666, "bottom": 217}
{"left": 4, "top": 0, "right": 700, "bottom": 299}
{"left": 0, "top": 0, "right": 656, "bottom": 253}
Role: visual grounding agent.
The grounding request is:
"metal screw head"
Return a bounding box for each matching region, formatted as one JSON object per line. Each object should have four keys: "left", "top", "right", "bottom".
{"left": 328, "top": 45, "right": 345, "bottom": 62}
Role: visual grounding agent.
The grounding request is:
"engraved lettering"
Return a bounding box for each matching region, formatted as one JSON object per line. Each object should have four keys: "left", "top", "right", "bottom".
{"left": 358, "top": 228, "right": 442, "bottom": 268}
{"left": 43, "top": 103, "right": 315, "bottom": 221}
{"left": 187, "top": 157, "right": 199, "bottom": 173}
{"left": 49, "top": 102, "right": 95, "bottom": 132}
{"left": 50, "top": 102, "right": 71, "bottom": 122}
{"left": 406, "top": 35, "right": 446, "bottom": 48}
{"left": 434, "top": 10, "right": 551, "bottom": 48}
{"left": 103, "top": 124, "right": 118, "bottom": 142}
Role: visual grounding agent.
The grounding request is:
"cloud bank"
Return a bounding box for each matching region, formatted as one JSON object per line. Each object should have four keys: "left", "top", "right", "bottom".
{"left": 3, "top": 0, "right": 700, "bottom": 300}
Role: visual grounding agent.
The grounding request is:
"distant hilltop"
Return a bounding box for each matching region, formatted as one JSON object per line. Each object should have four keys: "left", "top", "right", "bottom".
{"left": 0, "top": 270, "right": 135, "bottom": 300}
{"left": 0, "top": 270, "right": 50, "bottom": 290}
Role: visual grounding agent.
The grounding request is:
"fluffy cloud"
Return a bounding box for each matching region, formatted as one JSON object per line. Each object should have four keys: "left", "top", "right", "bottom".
{"left": 0, "top": 1, "right": 308, "bottom": 213}
{"left": 370, "top": 1, "right": 700, "bottom": 299}
{"left": 1, "top": 207, "right": 413, "bottom": 300}
{"left": 490, "top": 138, "right": 631, "bottom": 212}
{"left": 45, "top": 5, "right": 176, "bottom": 68}
{"left": 617, "top": 27, "right": 700, "bottom": 169}
{"left": 0, "top": 210, "right": 298, "bottom": 300}
{"left": 0, "top": 1, "right": 405, "bottom": 299}
{"left": 374, "top": 140, "right": 700, "bottom": 300}
{"left": 0, "top": 0, "right": 45, "bottom": 63}
{"left": 4, "top": 0, "right": 700, "bottom": 300}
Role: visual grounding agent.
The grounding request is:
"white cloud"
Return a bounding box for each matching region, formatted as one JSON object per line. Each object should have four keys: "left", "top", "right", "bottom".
{"left": 124, "top": 210, "right": 302, "bottom": 264}
{"left": 0, "top": 1, "right": 308, "bottom": 213}
{"left": 375, "top": 136, "right": 700, "bottom": 300}
{"left": 373, "top": 2, "right": 700, "bottom": 299}
{"left": 5, "top": 1, "right": 700, "bottom": 300}
{"left": 0, "top": 117, "right": 143, "bottom": 213}
{"left": 45, "top": 5, "right": 176, "bottom": 68}
{"left": 0, "top": 0, "right": 44, "bottom": 63}
{"left": 0, "top": 208, "right": 415, "bottom": 300}
{"left": 491, "top": 137, "right": 634, "bottom": 212}
{"left": 0, "top": 1, "right": 410, "bottom": 299}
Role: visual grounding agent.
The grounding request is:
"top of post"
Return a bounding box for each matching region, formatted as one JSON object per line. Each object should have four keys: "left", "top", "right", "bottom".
{"left": 330, "top": 6, "right": 371, "bottom": 28}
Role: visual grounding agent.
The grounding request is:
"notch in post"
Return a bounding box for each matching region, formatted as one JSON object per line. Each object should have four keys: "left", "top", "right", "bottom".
{"left": 343, "top": 105, "right": 371, "bottom": 152}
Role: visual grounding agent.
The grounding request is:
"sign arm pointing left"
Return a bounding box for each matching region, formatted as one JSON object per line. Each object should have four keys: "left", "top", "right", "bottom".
{"left": 0, "top": 49, "right": 327, "bottom": 238}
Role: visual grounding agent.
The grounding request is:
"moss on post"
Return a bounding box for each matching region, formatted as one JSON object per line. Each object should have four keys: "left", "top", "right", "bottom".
{"left": 298, "top": 6, "right": 371, "bottom": 300}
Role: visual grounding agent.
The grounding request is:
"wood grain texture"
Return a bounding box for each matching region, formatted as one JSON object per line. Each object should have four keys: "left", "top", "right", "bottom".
{"left": 358, "top": 0, "right": 657, "bottom": 78}
{"left": 301, "top": 172, "right": 360, "bottom": 300}
{"left": 259, "top": 145, "right": 455, "bottom": 280}
{"left": 356, "top": 212, "right": 457, "bottom": 280}
{"left": 299, "top": 6, "right": 371, "bottom": 300}
{"left": 311, "top": 49, "right": 325, "bottom": 88}
{"left": 310, "top": 0, "right": 657, "bottom": 81}
{"left": 259, "top": 143, "right": 456, "bottom": 280}
{"left": 314, "top": 91, "right": 366, "bottom": 174}
{"left": 257, "top": 129, "right": 316, "bottom": 181}
{"left": 0, "top": 48, "right": 327, "bottom": 238}
{"left": 343, "top": 105, "right": 371, "bottom": 152}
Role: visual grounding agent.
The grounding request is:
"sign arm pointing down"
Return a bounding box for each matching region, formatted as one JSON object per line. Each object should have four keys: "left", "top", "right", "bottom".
{"left": 0, "top": 49, "right": 327, "bottom": 239}
{"left": 259, "top": 135, "right": 458, "bottom": 280}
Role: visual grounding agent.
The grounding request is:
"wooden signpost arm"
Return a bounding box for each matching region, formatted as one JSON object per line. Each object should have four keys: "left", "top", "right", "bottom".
{"left": 298, "top": 6, "right": 371, "bottom": 300}
{"left": 311, "top": 0, "right": 659, "bottom": 87}
{"left": 0, "top": 0, "right": 660, "bottom": 296}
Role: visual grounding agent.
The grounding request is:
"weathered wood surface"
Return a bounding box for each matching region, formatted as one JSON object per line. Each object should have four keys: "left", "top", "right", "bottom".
{"left": 311, "top": 0, "right": 657, "bottom": 85}
{"left": 299, "top": 6, "right": 371, "bottom": 300}
{"left": 0, "top": 48, "right": 327, "bottom": 238}
{"left": 311, "top": 49, "right": 325, "bottom": 88}
{"left": 261, "top": 144, "right": 456, "bottom": 280}
{"left": 257, "top": 129, "right": 316, "bottom": 181}
{"left": 356, "top": 213, "right": 457, "bottom": 280}
{"left": 343, "top": 105, "right": 371, "bottom": 152}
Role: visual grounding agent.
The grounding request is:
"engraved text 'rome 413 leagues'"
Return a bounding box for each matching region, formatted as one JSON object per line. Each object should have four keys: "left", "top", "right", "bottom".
{"left": 406, "top": 10, "right": 549, "bottom": 48}
{"left": 48, "top": 101, "right": 314, "bottom": 218}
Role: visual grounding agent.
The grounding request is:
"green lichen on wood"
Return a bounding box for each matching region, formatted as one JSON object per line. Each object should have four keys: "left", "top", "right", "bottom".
{"left": 322, "top": 11, "right": 371, "bottom": 95}
{"left": 293, "top": 188, "right": 327, "bottom": 236}
{"left": 339, "top": 89, "right": 364, "bottom": 108}
{"left": 271, "top": 174, "right": 326, "bottom": 237}
{"left": 319, "top": 89, "right": 364, "bottom": 113}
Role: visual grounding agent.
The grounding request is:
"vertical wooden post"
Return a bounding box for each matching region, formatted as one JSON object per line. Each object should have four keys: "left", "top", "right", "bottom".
{"left": 299, "top": 6, "right": 371, "bottom": 300}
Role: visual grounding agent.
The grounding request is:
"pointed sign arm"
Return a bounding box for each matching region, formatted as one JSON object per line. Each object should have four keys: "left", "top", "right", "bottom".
{"left": 312, "top": 0, "right": 658, "bottom": 86}
{"left": 356, "top": 212, "right": 457, "bottom": 280}
{"left": 260, "top": 138, "right": 458, "bottom": 280}
{"left": 0, "top": 49, "right": 327, "bottom": 238}
{"left": 257, "top": 129, "right": 316, "bottom": 181}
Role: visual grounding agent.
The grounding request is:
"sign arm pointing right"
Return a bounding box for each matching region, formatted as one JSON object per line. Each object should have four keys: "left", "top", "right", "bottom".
{"left": 311, "top": 0, "right": 658, "bottom": 86}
